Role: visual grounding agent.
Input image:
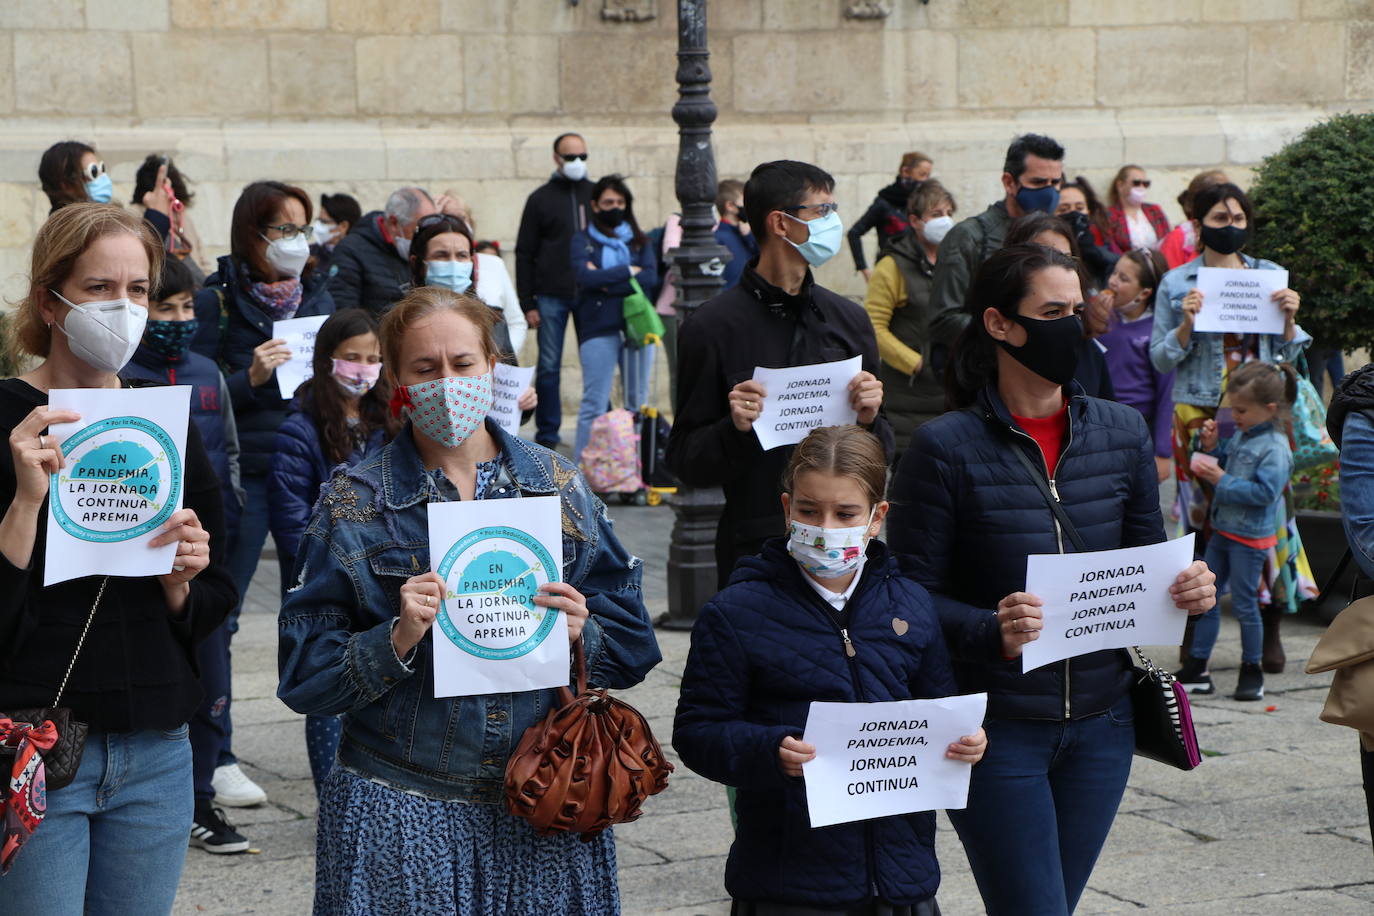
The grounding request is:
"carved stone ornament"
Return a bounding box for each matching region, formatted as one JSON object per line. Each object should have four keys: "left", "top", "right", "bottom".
{"left": 843, "top": 1, "right": 892, "bottom": 19}
{"left": 602, "top": 0, "right": 657, "bottom": 21}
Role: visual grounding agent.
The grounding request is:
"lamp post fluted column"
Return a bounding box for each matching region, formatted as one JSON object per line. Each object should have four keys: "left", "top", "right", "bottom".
{"left": 661, "top": 0, "right": 731, "bottom": 629}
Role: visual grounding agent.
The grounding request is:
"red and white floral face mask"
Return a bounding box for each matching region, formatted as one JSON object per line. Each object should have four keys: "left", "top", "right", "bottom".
{"left": 396, "top": 374, "right": 493, "bottom": 448}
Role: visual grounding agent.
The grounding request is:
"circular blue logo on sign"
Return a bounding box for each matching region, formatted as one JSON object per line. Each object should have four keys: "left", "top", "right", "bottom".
{"left": 49, "top": 416, "right": 181, "bottom": 543}
{"left": 436, "top": 525, "right": 560, "bottom": 660}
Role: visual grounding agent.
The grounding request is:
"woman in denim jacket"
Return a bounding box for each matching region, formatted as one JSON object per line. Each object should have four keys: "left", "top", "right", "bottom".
{"left": 1148, "top": 182, "right": 1313, "bottom": 668}
{"left": 277, "top": 287, "right": 661, "bottom": 915}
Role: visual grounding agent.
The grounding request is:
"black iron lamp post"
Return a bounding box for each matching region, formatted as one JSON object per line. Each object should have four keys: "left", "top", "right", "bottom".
{"left": 661, "top": 0, "right": 731, "bottom": 629}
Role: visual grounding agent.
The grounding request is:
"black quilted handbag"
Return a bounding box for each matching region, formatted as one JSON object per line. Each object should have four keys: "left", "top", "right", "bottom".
{"left": 0, "top": 578, "right": 107, "bottom": 791}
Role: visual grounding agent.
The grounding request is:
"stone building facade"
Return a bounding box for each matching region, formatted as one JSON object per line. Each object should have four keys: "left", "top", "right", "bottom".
{"left": 1, "top": 0, "right": 1371, "bottom": 311}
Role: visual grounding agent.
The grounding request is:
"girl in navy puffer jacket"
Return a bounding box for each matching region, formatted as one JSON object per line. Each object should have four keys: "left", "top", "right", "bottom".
{"left": 674, "top": 425, "right": 986, "bottom": 912}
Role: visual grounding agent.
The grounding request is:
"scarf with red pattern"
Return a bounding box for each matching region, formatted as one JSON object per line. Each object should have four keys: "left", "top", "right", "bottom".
{"left": 247, "top": 277, "right": 303, "bottom": 321}
{"left": 1, "top": 718, "right": 58, "bottom": 874}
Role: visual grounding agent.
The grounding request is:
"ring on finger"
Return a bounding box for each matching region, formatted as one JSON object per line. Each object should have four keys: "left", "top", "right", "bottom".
{"left": 38, "top": 434, "right": 46, "bottom": 449}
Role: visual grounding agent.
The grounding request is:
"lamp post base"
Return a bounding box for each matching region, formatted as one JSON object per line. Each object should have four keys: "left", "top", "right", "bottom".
{"left": 659, "top": 484, "right": 724, "bottom": 630}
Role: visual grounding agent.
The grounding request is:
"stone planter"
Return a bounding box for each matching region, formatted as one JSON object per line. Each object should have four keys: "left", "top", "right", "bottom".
{"left": 1296, "top": 507, "right": 1359, "bottom": 622}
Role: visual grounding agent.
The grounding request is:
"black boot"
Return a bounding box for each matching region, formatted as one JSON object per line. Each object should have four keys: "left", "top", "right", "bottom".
{"left": 1261, "top": 605, "right": 1286, "bottom": 674}
{"left": 1235, "top": 662, "right": 1265, "bottom": 701}
{"left": 1174, "top": 656, "right": 1215, "bottom": 695}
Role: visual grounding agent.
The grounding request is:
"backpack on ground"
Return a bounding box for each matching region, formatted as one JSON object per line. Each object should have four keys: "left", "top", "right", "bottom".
{"left": 580, "top": 408, "right": 642, "bottom": 495}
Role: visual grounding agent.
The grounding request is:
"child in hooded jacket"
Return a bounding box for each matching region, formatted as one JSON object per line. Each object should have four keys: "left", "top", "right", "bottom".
{"left": 673, "top": 425, "right": 986, "bottom": 913}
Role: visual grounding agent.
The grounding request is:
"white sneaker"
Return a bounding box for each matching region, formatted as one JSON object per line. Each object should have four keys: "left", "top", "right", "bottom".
{"left": 212, "top": 763, "right": 267, "bottom": 807}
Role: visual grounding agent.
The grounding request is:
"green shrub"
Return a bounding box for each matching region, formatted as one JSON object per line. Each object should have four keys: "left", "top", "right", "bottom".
{"left": 1251, "top": 113, "right": 1374, "bottom": 355}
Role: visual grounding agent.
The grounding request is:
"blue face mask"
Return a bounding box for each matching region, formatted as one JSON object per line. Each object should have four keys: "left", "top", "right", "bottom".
{"left": 426, "top": 259, "right": 473, "bottom": 292}
{"left": 143, "top": 318, "right": 199, "bottom": 361}
{"left": 1015, "top": 183, "right": 1060, "bottom": 216}
{"left": 782, "top": 209, "right": 844, "bottom": 268}
{"left": 85, "top": 172, "right": 114, "bottom": 204}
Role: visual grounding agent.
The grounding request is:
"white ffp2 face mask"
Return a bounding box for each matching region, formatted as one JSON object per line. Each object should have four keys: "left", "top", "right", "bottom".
{"left": 561, "top": 158, "right": 588, "bottom": 182}
{"left": 50, "top": 290, "right": 148, "bottom": 373}
{"left": 921, "top": 215, "right": 955, "bottom": 247}
{"left": 261, "top": 233, "right": 311, "bottom": 278}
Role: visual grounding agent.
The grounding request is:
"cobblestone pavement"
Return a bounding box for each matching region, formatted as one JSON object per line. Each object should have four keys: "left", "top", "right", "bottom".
{"left": 175, "top": 502, "right": 1374, "bottom": 915}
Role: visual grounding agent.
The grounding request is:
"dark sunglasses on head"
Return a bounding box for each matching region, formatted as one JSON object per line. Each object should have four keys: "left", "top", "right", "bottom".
{"left": 84, "top": 161, "right": 107, "bottom": 181}
{"left": 560, "top": 153, "right": 588, "bottom": 162}
{"left": 1131, "top": 178, "right": 1152, "bottom": 188}
{"left": 416, "top": 213, "right": 471, "bottom": 233}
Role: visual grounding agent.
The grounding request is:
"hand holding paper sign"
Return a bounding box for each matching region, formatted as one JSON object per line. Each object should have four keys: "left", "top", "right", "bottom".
{"left": 1191, "top": 268, "right": 1291, "bottom": 336}
{"left": 996, "top": 591, "right": 1046, "bottom": 658}
{"left": 848, "top": 370, "right": 883, "bottom": 426}
{"left": 1170, "top": 559, "right": 1217, "bottom": 614}
{"left": 750, "top": 356, "right": 863, "bottom": 451}
{"left": 728, "top": 378, "right": 768, "bottom": 432}
{"left": 249, "top": 337, "right": 291, "bottom": 388}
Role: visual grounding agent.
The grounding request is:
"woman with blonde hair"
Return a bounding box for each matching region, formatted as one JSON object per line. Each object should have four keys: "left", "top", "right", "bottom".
{"left": 277, "top": 286, "right": 661, "bottom": 914}
{"left": 0, "top": 203, "right": 236, "bottom": 911}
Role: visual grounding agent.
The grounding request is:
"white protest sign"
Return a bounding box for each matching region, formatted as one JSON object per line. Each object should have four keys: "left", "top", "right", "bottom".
{"left": 752, "top": 355, "right": 861, "bottom": 451}
{"left": 489, "top": 363, "right": 535, "bottom": 438}
{"left": 427, "top": 496, "right": 569, "bottom": 698}
{"left": 273, "top": 314, "right": 330, "bottom": 399}
{"left": 44, "top": 386, "right": 191, "bottom": 586}
{"left": 802, "top": 694, "right": 987, "bottom": 829}
{"left": 1193, "top": 267, "right": 1288, "bottom": 336}
{"left": 1020, "top": 534, "right": 1196, "bottom": 673}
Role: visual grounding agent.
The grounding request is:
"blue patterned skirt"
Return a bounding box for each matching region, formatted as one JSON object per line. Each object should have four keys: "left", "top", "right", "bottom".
{"left": 314, "top": 768, "right": 620, "bottom": 915}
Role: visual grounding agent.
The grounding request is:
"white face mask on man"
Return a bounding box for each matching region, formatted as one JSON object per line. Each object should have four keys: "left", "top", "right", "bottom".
{"left": 49, "top": 290, "right": 148, "bottom": 373}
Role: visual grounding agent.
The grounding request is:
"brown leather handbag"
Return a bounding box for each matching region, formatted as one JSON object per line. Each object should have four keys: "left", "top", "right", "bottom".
{"left": 504, "top": 641, "right": 672, "bottom": 839}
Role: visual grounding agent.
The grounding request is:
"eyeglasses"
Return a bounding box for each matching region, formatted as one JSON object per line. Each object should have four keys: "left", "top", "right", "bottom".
{"left": 83, "top": 161, "right": 106, "bottom": 181}
{"left": 781, "top": 202, "right": 840, "bottom": 219}
{"left": 262, "top": 222, "right": 312, "bottom": 241}
{"left": 416, "top": 213, "right": 471, "bottom": 234}
{"left": 559, "top": 153, "right": 589, "bottom": 163}
{"left": 1131, "top": 179, "right": 1152, "bottom": 188}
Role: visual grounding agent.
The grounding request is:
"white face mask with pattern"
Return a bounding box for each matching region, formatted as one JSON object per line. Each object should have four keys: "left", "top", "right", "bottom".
{"left": 785, "top": 508, "right": 875, "bottom": 580}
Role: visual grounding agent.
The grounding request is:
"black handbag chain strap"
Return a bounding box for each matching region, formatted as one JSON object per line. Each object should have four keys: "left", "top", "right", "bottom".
{"left": 1005, "top": 435, "right": 1088, "bottom": 552}
{"left": 52, "top": 577, "right": 108, "bottom": 708}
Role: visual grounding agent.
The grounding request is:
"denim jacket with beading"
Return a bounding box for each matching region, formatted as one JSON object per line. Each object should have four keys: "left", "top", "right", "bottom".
{"left": 276, "top": 420, "right": 661, "bottom": 801}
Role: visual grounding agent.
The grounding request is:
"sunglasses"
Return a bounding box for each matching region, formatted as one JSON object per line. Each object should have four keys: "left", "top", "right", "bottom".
{"left": 1131, "top": 178, "right": 1152, "bottom": 188}
{"left": 560, "top": 153, "right": 589, "bottom": 162}
{"left": 416, "top": 213, "right": 471, "bottom": 233}
{"left": 84, "top": 161, "right": 107, "bottom": 181}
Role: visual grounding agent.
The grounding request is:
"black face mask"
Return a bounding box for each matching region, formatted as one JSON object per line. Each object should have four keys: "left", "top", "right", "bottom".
{"left": 998, "top": 314, "right": 1083, "bottom": 387}
{"left": 597, "top": 207, "right": 627, "bottom": 228}
{"left": 1200, "top": 223, "right": 1247, "bottom": 255}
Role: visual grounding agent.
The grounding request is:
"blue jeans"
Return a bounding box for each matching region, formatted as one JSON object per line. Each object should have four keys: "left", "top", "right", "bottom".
{"left": 947, "top": 698, "right": 1135, "bottom": 916}
{"left": 534, "top": 295, "right": 575, "bottom": 445}
{"left": 574, "top": 335, "right": 653, "bottom": 462}
{"left": 0, "top": 727, "right": 193, "bottom": 915}
{"left": 1193, "top": 534, "right": 1267, "bottom": 665}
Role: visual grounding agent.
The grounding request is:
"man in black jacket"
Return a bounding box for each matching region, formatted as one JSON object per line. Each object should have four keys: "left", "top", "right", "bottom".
{"left": 326, "top": 186, "right": 436, "bottom": 315}
{"left": 516, "top": 132, "right": 594, "bottom": 448}
{"left": 667, "top": 160, "right": 893, "bottom": 589}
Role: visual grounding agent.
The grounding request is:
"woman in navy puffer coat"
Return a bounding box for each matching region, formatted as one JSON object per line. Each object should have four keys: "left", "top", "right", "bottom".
{"left": 675, "top": 426, "right": 984, "bottom": 913}
{"left": 888, "top": 245, "right": 1217, "bottom": 916}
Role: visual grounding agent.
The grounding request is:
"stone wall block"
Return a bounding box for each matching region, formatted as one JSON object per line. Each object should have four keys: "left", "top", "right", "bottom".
{"left": 1, "top": 0, "right": 82, "bottom": 29}
{"left": 732, "top": 32, "right": 887, "bottom": 113}
{"left": 463, "top": 35, "right": 561, "bottom": 115}
{"left": 225, "top": 125, "right": 387, "bottom": 183}
{"left": 171, "top": 0, "right": 326, "bottom": 30}
{"left": 1248, "top": 21, "right": 1346, "bottom": 103}
{"left": 329, "top": 0, "right": 437, "bottom": 33}
{"left": 0, "top": 183, "right": 36, "bottom": 249}
{"left": 356, "top": 35, "right": 464, "bottom": 116}
{"left": 15, "top": 33, "right": 133, "bottom": 115}
{"left": 709, "top": 0, "right": 765, "bottom": 31}
{"left": 712, "top": 125, "right": 818, "bottom": 179}
{"left": 815, "top": 126, "right": 932, "bottom": 179}
{"left": 0, "top": 37, "right": 13, "bottom": 115}
{"left": 383, "top": 130, "right": 516, "bottom": 182}
{"left": 905, "top": 28, "right": 959, "bottom": 110}
{"left": 510, "top": 0, "right": 589, "bottom": 33}
{"left": 1220, "top": 110, "right": 1323, "bottom": 163}
{"left": 1120, "top": 114, "right": 1227, "bottom": 168}
{"left": 87, "top": 0, "right": 170, "bottom": 31}
{"left": 1203, "top": 0, "right": 1299, "bottom": 20}
{"left": 1097, "top": 26, "right": 1247, "bottom": 107}
{"left": 928, "top": 0, "right": 1068, "bottom": 29}
{"left": 560, "top": 35, "right": 681, "bottom": 114}
{"left": 269, "top": 35, "right": 357, "bottom": 117}
{"left": 761, "top": 0, "right": 843, "bottom": 31}
{"left": 1016, "top": 115, "right": 1123, "bottom": 169}
{"left": 1350, "top": 22, "right": 1374, "bottom": 99}
{"left": 1068, "top": 0, "right": 1201, "bottom": 26}
{"left": 133, "top": 35, "right": 269, "bottom": 118}
{"left": 957, "top": 29, "right": 1094, "bottom": 109}
{"left": 439, "top": 0, "right": 510, "bottom": 32}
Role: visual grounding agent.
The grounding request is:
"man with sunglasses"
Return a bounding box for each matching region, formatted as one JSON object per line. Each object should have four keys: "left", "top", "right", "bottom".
{"left": 928, "top": 133, "right": 1065, "bottom": 358}
{"left": 515, "top": 133, "right": 594, "bottom": 448}
{"left": 326, "top": 186, "right": 437, "bottom": 315}
{"left": 667, "top": 159, "right": 893, "bottom": 589}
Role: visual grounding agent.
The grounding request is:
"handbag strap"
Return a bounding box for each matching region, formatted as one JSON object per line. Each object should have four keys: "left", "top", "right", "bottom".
{"left": 52, "top": 577, "right": 108, "bottom": 708}
{"left": 571, "top": 637, "right": 588, "bottom": 696}
{"left": 1005, "top": 436, "right": 1088, "bottom": 552}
